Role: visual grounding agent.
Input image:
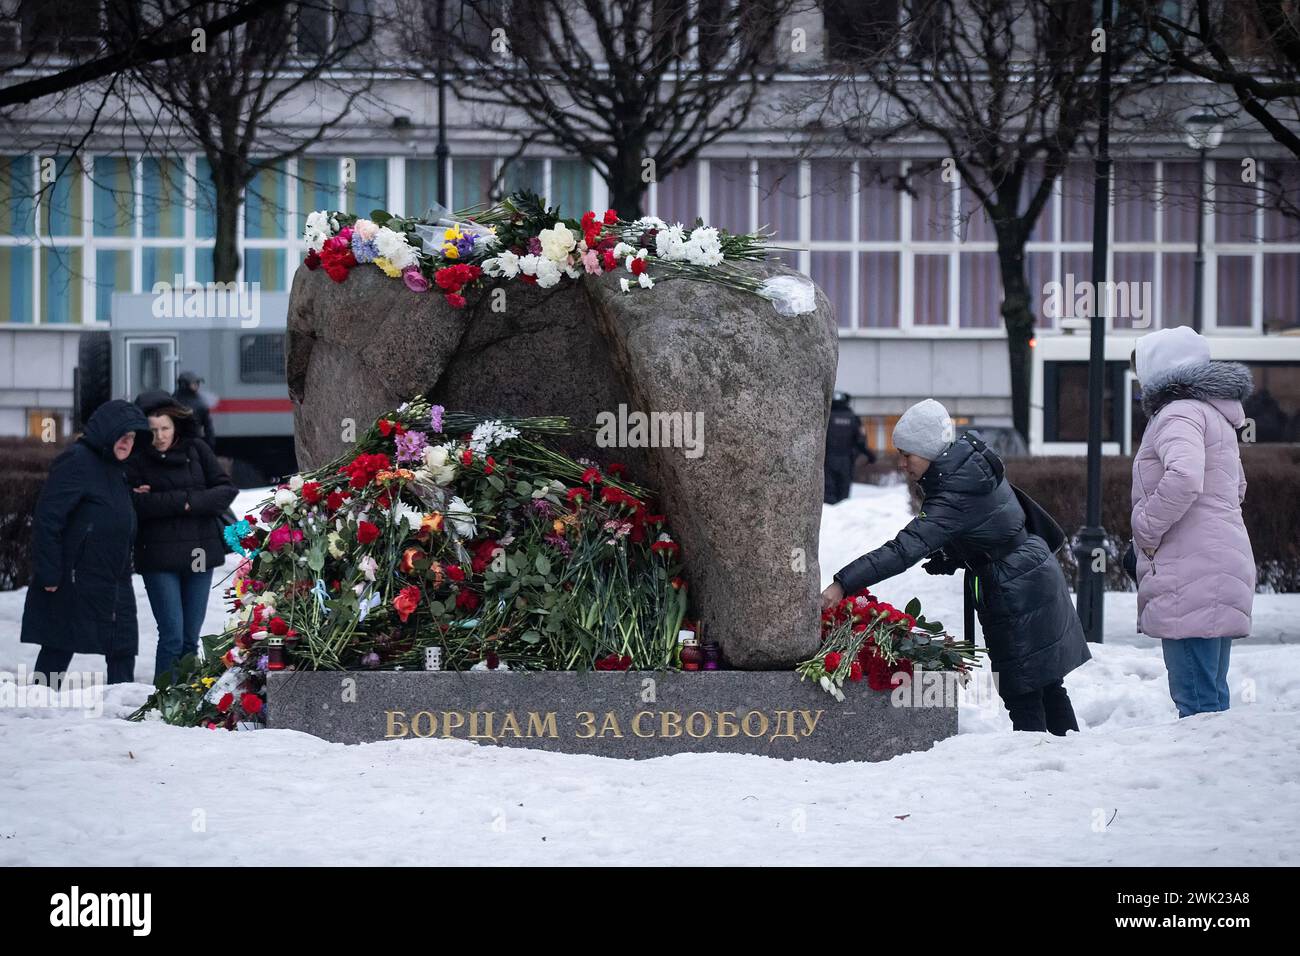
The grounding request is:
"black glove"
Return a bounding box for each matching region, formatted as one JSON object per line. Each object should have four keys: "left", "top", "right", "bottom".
{"left": 1122, "top": 541, "right": 1138, "bottom": 584}
{"left": 923, "top": 552, "right": 960, "bottom": 576}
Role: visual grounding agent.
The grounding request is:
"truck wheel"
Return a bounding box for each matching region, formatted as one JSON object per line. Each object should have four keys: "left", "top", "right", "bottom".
{"left": 76, "top": 331, "right": 112, "bottom": 429}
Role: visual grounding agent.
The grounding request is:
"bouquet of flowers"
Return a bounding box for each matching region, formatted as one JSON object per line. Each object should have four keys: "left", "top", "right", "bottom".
{"left": 797, "top": 588, "right": 985, "bottom": 701}
{"left": 130, "top": 396, "right": 690, "bottom": 729}
{"left": 301, "top": 190, "right": 816, "bottom": 314}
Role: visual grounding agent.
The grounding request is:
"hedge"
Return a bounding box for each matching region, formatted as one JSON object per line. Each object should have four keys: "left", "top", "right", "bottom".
{"left": 1007, "top": 445, "right": 1300, "bottom": 592}
{"left": 0, "top": 438, "right": 68, "bottom": 591}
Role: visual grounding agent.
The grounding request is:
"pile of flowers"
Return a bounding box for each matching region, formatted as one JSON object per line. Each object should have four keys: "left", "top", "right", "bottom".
{"left": 797, "top": 588, "right": 985, "bottom": 700}
{"left": 130, "top": 396, "right": 690, "bottom": 729}
{"left": 301, "top": 190, "right": 816, "bottom": 314}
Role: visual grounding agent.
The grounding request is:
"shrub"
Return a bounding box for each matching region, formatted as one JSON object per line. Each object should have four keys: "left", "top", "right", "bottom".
{"left": 1007, "top": 446, "right": 1300, "bottom": 592}
{"left": 0, "top": 438, "right": 67, "bottom": 591}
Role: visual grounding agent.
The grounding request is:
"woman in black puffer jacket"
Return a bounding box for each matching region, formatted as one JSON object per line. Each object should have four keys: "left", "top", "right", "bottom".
{"left": 126, "top": 390, "right": 238, "bottom": 680}
{"left": 822, "top": 400, "right": 1092, "bottom": 735}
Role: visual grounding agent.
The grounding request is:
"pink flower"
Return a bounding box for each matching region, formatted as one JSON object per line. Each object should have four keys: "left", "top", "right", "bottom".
{"left": 402, "top": 267, "right": 430, "bottom": 292}
{"left": 266, "top": 526, "right": 299, "bottom": 552}
{"left": 581, "top": 248, "right": 601, "bottom": 274}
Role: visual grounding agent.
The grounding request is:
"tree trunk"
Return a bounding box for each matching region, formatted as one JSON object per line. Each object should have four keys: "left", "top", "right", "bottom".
{"left": 209, "top": 160, "right": 244, "bottom": 284}
{"left": 997, "top": 243, "right": 1035, "bottom": 444}
{"left": 607, "top": 145, "right": 651, "bottom": 220}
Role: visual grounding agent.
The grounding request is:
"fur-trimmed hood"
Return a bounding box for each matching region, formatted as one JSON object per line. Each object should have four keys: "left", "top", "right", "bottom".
{"left": 1140, "top": 359, "right": 1253, "bottom": 420}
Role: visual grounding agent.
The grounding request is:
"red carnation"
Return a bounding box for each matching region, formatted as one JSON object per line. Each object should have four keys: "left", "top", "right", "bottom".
{"left": 377, "top": 419, "right": 394, "bottom": 436}
{"left": 240, "top": 692, "right": 264, "bottom": 715}
{"left": 217, "top": 693, "right": 234, "bottom": 713}
{"left": 607, "top": 462, "right": 627, "bottom": 477}
{"left": 301, "top": 481, "right": 323, "bottom": 505}
{"left": 269, "top": 616, "right": 289, "bottom": 636}
{"left": 566, "top": 487, "right": 590, "bottom": 505}
{"left": 304, "top": 250, "right": 321, "bottom": 270}
{"left": 445, "top": 292, "right": 466, "bottom": 309}
{"left": 356, "top": 521, "right": 380, "bottom": 545}
{"left": 630, "top": 257, "right": 647, "bottom": 276}
{"left": 484, "top": 455, "right": 496, "bottom": 476}
{"left": 602, "top": 250, "right": 618, "bottom": 272}
{"left": 326, "top": 490, "right": 346, "bottom": 512}
{"left": 445, "top": 564, "right": 465, "bottom": 582}
{"left": 455, "top": 589, "right": 480, "bottom": 611}
{"left": 581, "top": 466, "right": 602, "bottom": 484}
{"left": 461, "top": 448, "right": 473, "bottom": 466}
{"left": 824, "top": 651, "right": 843, "bottom": 672}
{"left": 603, "top": 209, "right": 618, "bottom": 225}
{"left": 849, "top": 661, "right": 864, "bottom": 682}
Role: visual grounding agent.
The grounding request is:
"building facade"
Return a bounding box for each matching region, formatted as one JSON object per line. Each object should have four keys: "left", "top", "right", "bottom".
{"left": 2, "top": 0, "right": 1298, "bottom": 451}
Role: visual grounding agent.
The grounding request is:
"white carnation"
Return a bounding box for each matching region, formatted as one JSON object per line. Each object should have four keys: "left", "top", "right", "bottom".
{"left": 484, "top": 250, "right": 520, "bottom": 278}
{"left": 447, "top": 496, "right": 477, "bottom": 539}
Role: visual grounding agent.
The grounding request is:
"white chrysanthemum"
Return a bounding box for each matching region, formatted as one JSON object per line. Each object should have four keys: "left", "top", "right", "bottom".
{"left": 484, "top": 250, "right": 520, "bottom": 278}
{"left": 538, "top": 222, "right": 577, "bottom": 262}
{"left": 375, "top": 226, "right": 417, "bottom": 269}
{"left": 469, "top": 420, "right": 520, "bottom": 455}
{"left": 303, "top": 210, "right": 336, "bottom": 252}
{"left": 654, "top": 223, "right": 688, "bottom": 261}
{"left": 684, "top": 226, "right": 724, "bottom": 266}
{"left": 447, "top": 496, "right": 477, "bottom": 539}
{"left": 632, "top": 215, "right": 667, "bottom": 232}
{"left": 273, "top": 487, "right": 297, "bottom": 511}
{"left": 393, "top": 501, "right": 423, "bottom": 533}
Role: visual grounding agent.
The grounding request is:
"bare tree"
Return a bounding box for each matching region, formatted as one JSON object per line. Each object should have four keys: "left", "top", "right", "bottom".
{"left": 124, "top": 0, "right": 377, "bottom": 281}
{"left": 802, "top": 0, "right": 1161, "bottom": 442}
{"left": 395, "top": 0, "right": 799, "bottom": 218}
{"left": 1136, "top": 0, "right": 1300, "bottom": 224}
{"left": 0, "top": 0, "right": 293, "bottom": 109}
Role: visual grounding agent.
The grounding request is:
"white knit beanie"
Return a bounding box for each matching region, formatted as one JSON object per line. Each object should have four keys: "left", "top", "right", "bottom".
{"left": 892, "top": 399, "right": 955, "bottom": 460}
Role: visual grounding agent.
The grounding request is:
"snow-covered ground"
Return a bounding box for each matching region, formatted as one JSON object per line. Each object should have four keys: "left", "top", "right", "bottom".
{"left": 2, "top": 484, "right": 1297, "bottom": 865}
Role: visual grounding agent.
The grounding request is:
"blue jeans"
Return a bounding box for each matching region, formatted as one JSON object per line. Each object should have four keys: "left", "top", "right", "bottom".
{"left": 1161, "top": 637, "right": 1233, "bottom": 718}
{"left": 142, "top": 569, "right": 214, "bottom": 681}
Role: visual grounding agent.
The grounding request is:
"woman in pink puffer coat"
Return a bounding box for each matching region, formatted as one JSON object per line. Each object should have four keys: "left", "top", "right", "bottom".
{"left": 1131, "top": 326, "right": 1255, "bottom": 718}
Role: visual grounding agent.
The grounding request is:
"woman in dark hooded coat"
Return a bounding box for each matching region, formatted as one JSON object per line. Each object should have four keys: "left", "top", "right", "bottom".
{"left": 21, "top": 399, "right": 152, "bottom": 689}
{"left": 125, "top": 390, "right": 238, "bottom": 680}
{"left": 821, "top": 399, "right": 1092, "bottom": 735}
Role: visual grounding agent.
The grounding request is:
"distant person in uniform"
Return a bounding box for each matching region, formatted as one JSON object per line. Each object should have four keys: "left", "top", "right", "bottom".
{"left": 824, "top": 392, "right": 875, "bottom": 505}
{"left": 173, "top": 371, "right": 215, "bottom": 449}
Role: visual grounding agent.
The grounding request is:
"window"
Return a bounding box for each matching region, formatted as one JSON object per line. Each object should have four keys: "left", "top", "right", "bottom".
{"left": 1044, "top": 361, "right": 1127, "bottom": 443}
{"left": 294, "top": 0, "right": 372, "bottom": 59}
{"left": 821, "top": 0, "right": 899, "bottom": 60}
{"left": 239, "top": 334, "right": 286, "bottom": 384}
{"left": 20, "top": 0, "right": 100, "bottom": 55}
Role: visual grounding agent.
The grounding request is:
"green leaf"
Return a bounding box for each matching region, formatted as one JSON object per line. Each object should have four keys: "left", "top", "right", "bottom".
{"left": 521, "top": 629, "right": 542, "bottom": 645}
{"left": 371, "top": 210, "right": 392, "bottom": 225}
{"left": 487, "top": 475, "right": 505, "bottom": 492}
{"left": 535, "top": 554, "right": 551, "bottom": 576}
{"left": 905, "top": 597, "right": 922, "bottom": 617}
{"left": 515, "top": 480, "right": 533, "bottom": 496}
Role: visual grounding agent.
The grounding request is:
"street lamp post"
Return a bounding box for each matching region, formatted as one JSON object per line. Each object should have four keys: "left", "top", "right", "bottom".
{"left": 435, "top": 0, "right": 450, "bottom": 210}
{"left": 1073, "top": 0, "right": 1113, "bottom": 644}
{"left": 1183, "top": 113, "right": 1224, "bottom": 334}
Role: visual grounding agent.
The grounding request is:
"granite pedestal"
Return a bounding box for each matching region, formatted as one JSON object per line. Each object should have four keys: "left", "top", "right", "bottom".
{"left": 265, "top": 670, "right": 958, "bottom": 762}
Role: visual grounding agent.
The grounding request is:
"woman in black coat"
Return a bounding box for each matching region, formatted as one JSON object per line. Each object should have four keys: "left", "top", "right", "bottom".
{"left": 125, "top": 391, "right": 238, "bottom": 680}
{"left": 21, "top": 400, "right": 152, "bottom": 689}
{"left": 822, "top": 400, "right": 1091, "bottom": 735}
